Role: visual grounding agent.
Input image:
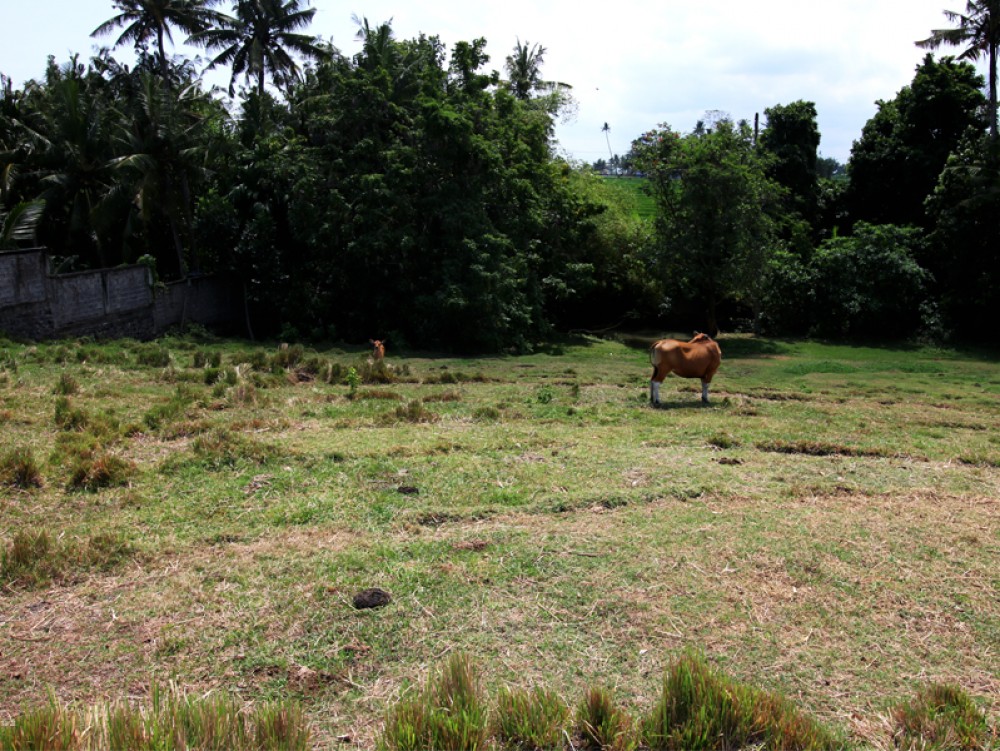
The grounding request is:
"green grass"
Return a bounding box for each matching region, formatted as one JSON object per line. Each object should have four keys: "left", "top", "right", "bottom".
{"left": 0, "top": 333, "right": 997, "bottom": 748}
{"left": 600, "top": 176, "right": 657, "bottom": 220}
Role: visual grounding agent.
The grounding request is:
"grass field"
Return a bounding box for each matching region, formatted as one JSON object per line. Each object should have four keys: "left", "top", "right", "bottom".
{"left": 600, "top": 176, "right": 657, "bottom": 220}
{"left": 1, "top": 332, "right": 998, "bottom": 748}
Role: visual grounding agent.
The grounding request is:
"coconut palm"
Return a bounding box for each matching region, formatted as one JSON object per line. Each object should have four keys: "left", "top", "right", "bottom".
{"left": 190, "top": 0, "right": 328, "bottom": 96}
{"left": 0, "top": 200, "right": 45, "bottom": 249}
{"left": 505, "top": 38, "right": 547, "bottom": 100}
{"left": 91, "top": 0, "right": 226, "bottom": 80}
{"left": 917, "top": 0, "right": 1000, "bottom": 142}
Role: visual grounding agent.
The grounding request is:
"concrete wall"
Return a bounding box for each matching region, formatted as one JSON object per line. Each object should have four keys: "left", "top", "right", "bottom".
{"left": 0, "top": 249, "right": 239, "bottom": 340}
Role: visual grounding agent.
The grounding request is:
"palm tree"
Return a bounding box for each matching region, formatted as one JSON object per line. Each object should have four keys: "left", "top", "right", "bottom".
{"left": 0, "top": 200, "right": 45, "bottom": 249}
{"left": 602, "top": 121, "right": 613, "bottom": 162}
{"left": 190, "top": 0, "right": 328, "bottom": 96}
{"left": 505, "top": 38, "right": 547, "bottom": 100}
{"left": 917, "top": 0, "right": 1000, "bottom": 143}
{"left": 91, "top": 0, "right": 226, "bottom": 80}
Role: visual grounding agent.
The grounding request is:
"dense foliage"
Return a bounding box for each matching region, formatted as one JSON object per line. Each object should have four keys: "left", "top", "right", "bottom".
{"left": 2, "top": 2, "right": 999, "bottom": 346}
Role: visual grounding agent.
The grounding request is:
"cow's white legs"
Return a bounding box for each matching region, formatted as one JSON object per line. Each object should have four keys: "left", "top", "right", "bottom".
{"left": 701, "top": 381, "right": 709, "bottom": 403}
{"left": 650, "top": 380, "right": 661, "bottom": 405}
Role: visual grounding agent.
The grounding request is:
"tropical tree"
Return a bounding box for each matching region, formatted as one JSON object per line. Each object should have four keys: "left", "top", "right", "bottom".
{"left": 91, "top": 0, "right": 225, "bottom": 81}
{"left": 632, "top": 119, "right": 781, "bottom": 334}
{"left": 917, "top": 0, "right": 1000, "bottom": 143}
{"left": 109, "top": 70, "right": 219, "bottom": 277}
{"left": 758, "top": 100, "right": 820, "bottom": 240}
{"left": 847, "top": 54, "right": 986, "bottom": 229}
{"left": 0, "top": 200, "right": 44, "bottom": 249}
{"left": 505, "top": 38, "right": 547, "bottom": 100}
{"left": 190, "top": 0, "right": 328, "bottom": 96}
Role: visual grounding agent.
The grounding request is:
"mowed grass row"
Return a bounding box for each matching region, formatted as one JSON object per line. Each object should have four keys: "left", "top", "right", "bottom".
{"left": 0, "top": 333, "right": 997, "bottom": 748}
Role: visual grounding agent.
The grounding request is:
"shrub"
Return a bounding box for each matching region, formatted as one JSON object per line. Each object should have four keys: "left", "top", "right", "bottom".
{"left": 810, "top": 222, "right": 930, "bottom": 339}
{"left": 491, "top": 686, "right": 569, "bottom": 750}
{"left": 382, "top": 653, "right": 486, "bottom": 751}
{"left": 0, "top": 446, "right": 44, "bottom": 488}
{"left": 890, "top": 683, "right": 994, "bottom": 751}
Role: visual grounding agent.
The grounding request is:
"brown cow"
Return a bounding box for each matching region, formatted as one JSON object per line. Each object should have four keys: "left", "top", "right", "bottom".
{"left": 649, "top": 332, "right": 721, "bottom": 405}
{"left": 369, "top": 339, "right": 386, "bottom": 361}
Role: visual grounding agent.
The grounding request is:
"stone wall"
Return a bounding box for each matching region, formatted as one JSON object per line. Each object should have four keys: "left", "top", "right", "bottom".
{"left": 0, "top": 249, "right": 239, "bottom": 340}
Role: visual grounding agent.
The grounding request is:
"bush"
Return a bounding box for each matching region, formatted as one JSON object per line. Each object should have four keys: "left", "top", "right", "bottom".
{"left": 810, "top": 222, "right": 930, "bottom": 339}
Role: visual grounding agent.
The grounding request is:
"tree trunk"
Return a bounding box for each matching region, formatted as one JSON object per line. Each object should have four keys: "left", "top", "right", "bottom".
{"left": 705, "top": 297, "right": 719, "bottom": 338}
{"left": 990, "top": 40, "right": 997, "bottom": 145}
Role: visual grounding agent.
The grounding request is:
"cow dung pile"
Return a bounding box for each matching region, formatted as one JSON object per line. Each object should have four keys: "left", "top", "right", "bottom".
{"left": 353, "top": 587, "right": 392, "bottom": 609}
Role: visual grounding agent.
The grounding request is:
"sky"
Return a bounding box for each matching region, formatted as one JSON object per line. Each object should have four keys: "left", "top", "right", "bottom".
{"left": 0, "top": 0, "right": 988, "bottom": 165}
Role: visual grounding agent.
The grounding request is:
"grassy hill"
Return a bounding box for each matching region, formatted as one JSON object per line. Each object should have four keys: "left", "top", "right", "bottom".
{"left": 600, "top": 176, "right": 657, "bottom": 220}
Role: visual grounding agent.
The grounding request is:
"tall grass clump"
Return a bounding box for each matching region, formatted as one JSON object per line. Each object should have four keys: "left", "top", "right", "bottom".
{"left": 0, "top": 685, "right": 311, "bottom": 751}
{"left": 1, "top": 529, "right": 60, "bottom": 589}
{"left": 0, "top": 529, "right": 134, "bottom": 590}
{"left": 53, "top": 372, "right": 79, "bottom": 395}
{"left": 381, "top": 653, "right": 487, "bottom": 751}
{"left": 0, "top": 446, "right": 44, "bottom": 488}
{"left": 0, "top": 696, "right": 78, "bottom": 750}
{"left": 890, "top": 683, "right": 994, "bottom": 750}
{"left": 68, "top": 451, "right": 134, "bottom": 491}
{"left": 491, "top": 686, "right": 569, "bottom": 750}
{"left": 575, "top": 686, "right": 636, "bottom": 751}
{"left": 641, "top": 652, "right": 838, "bottom": 750}
{"left": 133, "top": 343, "right": 172, "bottom": 368}
{"left": 143, "top": 386, "right": 196, "bottom": 431}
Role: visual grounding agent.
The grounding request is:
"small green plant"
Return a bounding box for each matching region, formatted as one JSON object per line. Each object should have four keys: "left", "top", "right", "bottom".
{"left": 576, "top": 686, "right": 636, "bottom": 751}
{"left": 53, "top": 372, "right": 79, "bottom": 395}
{"left": 536, "top": 386, "right": 555, "bottom": 404}
{"left": 890, "top": 683, "right": 993, "bottom": 751}
{"left": 491, "top": 686, "right": 569, "bottom": 750}
{"left": 381, "top": 653, "right": 487, "bottom": 751}
{"left": 0, "top": 446, "right": 44, "bottom": 488}
{"left": 346, "top": 366, "right": 361, "bottom": 395}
